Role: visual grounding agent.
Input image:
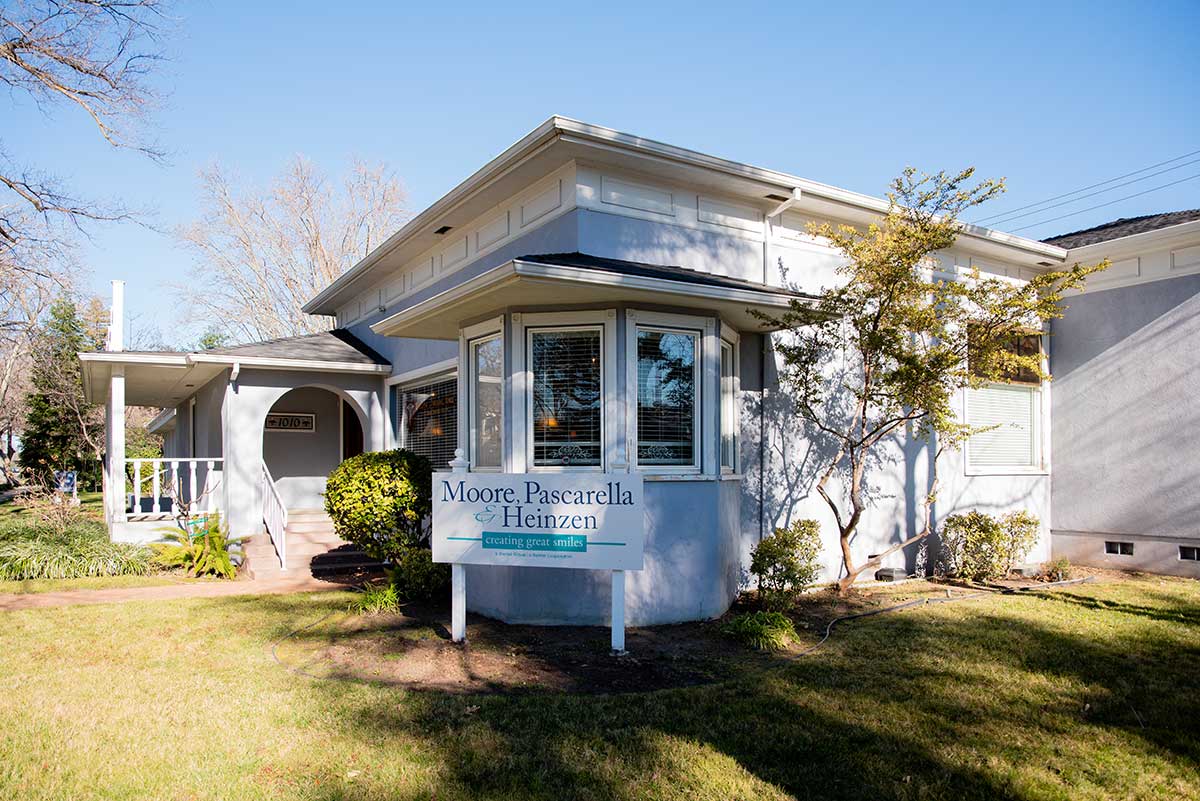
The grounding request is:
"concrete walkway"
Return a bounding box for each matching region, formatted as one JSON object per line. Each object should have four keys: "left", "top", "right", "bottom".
{"left": 0, "top": 575, "right": 358, "bottom": 611}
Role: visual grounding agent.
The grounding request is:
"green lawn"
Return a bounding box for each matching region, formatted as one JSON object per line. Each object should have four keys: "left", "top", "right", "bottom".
{"left": 0, "top": 490, "right": 104, "bottom": 521}
{"left": 1, "top": 575, "right": 1197, "bottom": 800}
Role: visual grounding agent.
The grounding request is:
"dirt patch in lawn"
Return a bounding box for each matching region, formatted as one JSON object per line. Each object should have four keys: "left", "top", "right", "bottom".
{"left": 274, "top": 584, "right": 971, "bottom": 695}
{"left": 278, "top": 604, "right": 786, "bottom": 695}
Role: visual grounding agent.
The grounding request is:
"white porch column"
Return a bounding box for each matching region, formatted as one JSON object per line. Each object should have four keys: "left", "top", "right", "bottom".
{"left": 108, "top": 366, "right": 126, "bottom": 524}
{"left": 105, "top": 280, "right": 125, "bottom": 525}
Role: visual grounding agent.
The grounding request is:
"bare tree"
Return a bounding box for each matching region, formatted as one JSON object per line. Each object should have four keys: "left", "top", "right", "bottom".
{"left": 0, "top": 0, "right": 168, "bottom": 320}
{"left": 177, "top": 157, "right": 409, "bottom": 342}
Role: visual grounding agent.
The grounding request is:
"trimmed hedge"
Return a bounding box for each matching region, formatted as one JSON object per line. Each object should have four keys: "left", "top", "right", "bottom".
{"left": 324, "top": 449, "right": 433, "bottom": 562}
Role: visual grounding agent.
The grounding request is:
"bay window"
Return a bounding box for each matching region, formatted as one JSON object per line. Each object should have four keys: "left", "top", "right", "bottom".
{"left": 469, "top": 334, "right": 503, "bottom": 470}
{"left": 635, "top": 327, "right": 699, "bottom": 468}
{"left": 720, "top": 332, "right": 739, "bottom": 472}
{"left": 529, "top": 327, "right": 604, "bottom": 468}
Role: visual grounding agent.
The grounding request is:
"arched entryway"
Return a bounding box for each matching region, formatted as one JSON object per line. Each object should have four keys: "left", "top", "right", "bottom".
{"left": 263, "top": 386, "right": 366, "bottom": 509}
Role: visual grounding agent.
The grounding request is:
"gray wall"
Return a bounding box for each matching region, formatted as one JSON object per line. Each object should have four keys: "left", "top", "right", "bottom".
{"left": 263, "top": 386, "right": 344, "bottom": 509}
{"left": 1051, "top": 274, "right": 1200, "bottom": 554}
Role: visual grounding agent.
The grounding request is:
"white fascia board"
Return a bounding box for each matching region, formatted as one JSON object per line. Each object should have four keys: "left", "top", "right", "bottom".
{"left": 78, "top": 351, "right": 190, "bottom": 367}
{"left": 185, "top": 353, "right": 391, "bottom": 374}
{"left": 510, "top": 259, "right": 809, "bottom": 309}
{"left": 1060, "top": 218, "right": 1200, "bottom": 261}
{"left": 147, "top": 407, "right": 176, "bottom": 434}
{"left": 301, "top": 119, "right": 562, "bottom": 316}
{"left": 371, "top": 261, "right": 522, "bottom": 337}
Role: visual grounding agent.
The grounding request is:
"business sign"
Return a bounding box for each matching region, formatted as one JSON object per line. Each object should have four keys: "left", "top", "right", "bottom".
{"left": 264, "top": 412, "right": 315, "bottom": 432}
{"left": 433, "top": 473, "right": 645, "bottom": 570}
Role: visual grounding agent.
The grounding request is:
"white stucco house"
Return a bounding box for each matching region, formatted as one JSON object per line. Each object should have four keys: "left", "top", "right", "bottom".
{"left": 79, "top": 118, "right": 1200, "bottom": 625}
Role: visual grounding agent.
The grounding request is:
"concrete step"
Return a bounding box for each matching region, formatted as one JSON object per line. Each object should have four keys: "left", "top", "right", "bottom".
{"left": 284, "top": 520, "right": 339, "bottom": 535}
{"left": 287, "top": 509, "right": 331, "bottom": 522}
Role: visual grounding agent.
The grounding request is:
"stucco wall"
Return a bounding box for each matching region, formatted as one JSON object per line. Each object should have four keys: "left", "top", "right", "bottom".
{"left": 1050, "top": 274, "right": 1200, "bottom": 553}
{"left": 262, "top": 386, "right": 344, "bottom": 509}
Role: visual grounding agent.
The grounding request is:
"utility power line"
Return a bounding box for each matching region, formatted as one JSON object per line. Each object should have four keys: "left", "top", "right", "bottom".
{"left": 1010, "top": 172, "right": 1200, "bottom": 234}
{"left": 973, "top": 147, "right": 1200, "bottom": 225}
{"left": 982, "top": 157, "right": 1200, "bottom": 227}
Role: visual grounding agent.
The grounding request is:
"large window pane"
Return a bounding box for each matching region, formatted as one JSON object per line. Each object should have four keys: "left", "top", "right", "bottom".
{"left": 720, "top": 340, "right": 736, "bottom": 470}
{"left": 636, "top": 328, "right": 697, "bottom": 467}
{"left": 398, "top": 377, "right": 457, "bottom": 469}
{"left": 471, "top": 336, "right": 503, "bottom": 469}
{"left": 530, "top": 328, "right": 602, "bottom": 467}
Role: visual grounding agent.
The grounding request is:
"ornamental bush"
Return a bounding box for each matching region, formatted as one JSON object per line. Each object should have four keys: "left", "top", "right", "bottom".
{"left": 721, "top": 611, "right": 797, "bottom": 651}
{"left": 0, "top": 519, "right": 153, "bottom": 580}
{"left": 936, "top": 510, "right": 1041, "bottom": 582}
{"left": 388, "top": 546, "right": 450, "bottom": 602}
{"left": 750, "top": 519, "right": 822, "bottom": 611}
{"left": 324, "top": 450, "right": 433, "bottom": 562}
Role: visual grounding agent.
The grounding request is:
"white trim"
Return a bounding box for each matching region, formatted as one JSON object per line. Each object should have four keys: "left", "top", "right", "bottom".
{"left": 625, "top": 310, "right": 717, "bottom": 475}
{"left": 370, "top": 257, "right": 808, "bottom": 339}
{"left": 146, "top": 407, "right": 176, "bottom": 435}
{"left": 186, "top": 353, "right": 391, "bottom": 374}
{"left": 386, "top": 358, "right": 459, "bottom": 387}
{"left": 719, "top": 325, "right": 741, "bottom": 474}
{"left": 462, "top": 315, "right": 505, "bottom": 473}
{"left": 514, "top": 310, "right": 618, "bottom": 473}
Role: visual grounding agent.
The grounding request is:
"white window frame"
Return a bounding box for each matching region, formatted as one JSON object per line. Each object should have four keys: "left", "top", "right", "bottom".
{"left": 963, "top": 331, "right": 1050, "bottom": 476}
{"left": 720, "top": 326, "right": 740, "bottom": 475}
{"left": 625, "top": 310, "right": 718, "bottom": 476}
{"left": 459, "top": 315, "right": 505, "bottom": 472}
{"left": 513, "top": 310, "right": 618, "bottom": 473}
{"left": 389, "top": 364, "right": 458, "bottom": 469}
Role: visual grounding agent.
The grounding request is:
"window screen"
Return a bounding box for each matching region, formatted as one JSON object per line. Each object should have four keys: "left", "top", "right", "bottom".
{"left": 529, "top": 328, "right": 602, "bottom": 467}
{"left": 396, "top": 376, "right": 458, "bottom": 470}
{"left": 636, "top": 327, "right": 698, "bottom": 467}
{"left": 471, "top": 336, "right": 503, "bottom": 469}
{"left": 966, "top": 384, "right": 1038, "bottom": 470}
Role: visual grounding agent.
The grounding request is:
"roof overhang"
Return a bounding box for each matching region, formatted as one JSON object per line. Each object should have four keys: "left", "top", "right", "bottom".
{"left": 304, "top": 117, "right": 1068, "bottom": 315}
{"left": 79, "top": 351, "right": 390, "bottom": 406}
{"left": 147, "top": 407, "right": 176, "bottom": 434}
{"left": 1058, "top": 218, "right": 1200, "bottom": 262}
{"left": 370, "top": 258, "right": 814, "bottom": 340}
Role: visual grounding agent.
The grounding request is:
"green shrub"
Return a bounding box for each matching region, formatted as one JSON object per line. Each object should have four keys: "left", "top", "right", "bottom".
{"left": 936, "top": 510, "right": 1041, "bottom": 582}
{"left": 721, "top": 611, "right": 796, "bottom": 651}
{"left": 324, "top": 450, "right": 432, "bottom": 561}
{"left": 388, "top": 546, "right": 450, "bottom": 602}
{"left": 1041, "top": 557, "right": 1072, "bottom": 582}
{"left": 151, "top": 514, "right": 244, "bottom": 579}
{"left": 0, "top": 521, "right": 152, "bottom": 580}
{"left": 348, "top": 582, "right": 400, "bottom": 614}
{"left": 750, "top": 519, "right": 822, "bottom": 610}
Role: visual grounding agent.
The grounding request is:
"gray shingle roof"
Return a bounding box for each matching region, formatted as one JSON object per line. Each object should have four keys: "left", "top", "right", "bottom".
{"left": 205, "top": 329, "right": 389, "bottom": 365}
{"left": 517, "top": 252, "right": 818, "bottom": 299}
{"left": 1042, "top": 209, "right": 1200, "bottom": 249}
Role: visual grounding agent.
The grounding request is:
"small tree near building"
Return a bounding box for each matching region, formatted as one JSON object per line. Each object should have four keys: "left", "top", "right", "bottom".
{"left": 756, "top": 167, "right": 1107, "bottom": 594}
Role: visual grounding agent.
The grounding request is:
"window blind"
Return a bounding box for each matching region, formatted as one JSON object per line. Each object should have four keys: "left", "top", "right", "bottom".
{"left": 636, "top": 328, "right": 698, "bottom": 466}
{"left": 397, "top": 377, "right": 458, "bottom": 469}
{"left": 530, "top": 329, "right": 602, "bottom": 467}
{"left": 967, "top": 384, "right": 1038, "bottom": 469}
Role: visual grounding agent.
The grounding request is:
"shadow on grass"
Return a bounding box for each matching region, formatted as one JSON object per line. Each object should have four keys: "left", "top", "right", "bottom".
{"left": 250, "top": 586, "right": 1200, "bottom": 801}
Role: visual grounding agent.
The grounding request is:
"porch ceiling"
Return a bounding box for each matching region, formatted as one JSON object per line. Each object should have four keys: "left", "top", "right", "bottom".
{"left": 371, "top": 253, "right": 819, "bottom": 340}
{"left": 79, "top": 353, "right": 226, "bottom": 406}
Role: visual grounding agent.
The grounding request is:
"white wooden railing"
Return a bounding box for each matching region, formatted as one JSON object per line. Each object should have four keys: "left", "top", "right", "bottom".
{"left": 261, "top": 463, "right": 288, "bottom": 570}
{"left": 126, "top": 458, "right": 223, "bottom": 517}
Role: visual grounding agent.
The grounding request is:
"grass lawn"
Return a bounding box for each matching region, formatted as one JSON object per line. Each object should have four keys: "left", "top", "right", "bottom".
{"left": 0, "top": 490, "right": 104, "bottom": 521}
{"left": 1, "top": 575, "right": 1197, "bottom": 801}
{"left": 0, "top": 573, "right": 202, "bottom": 595}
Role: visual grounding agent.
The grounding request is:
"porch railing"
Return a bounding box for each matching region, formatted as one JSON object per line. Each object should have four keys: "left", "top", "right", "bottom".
{"left": 261, "top": 463, "right": 288, "bottom": 570}
{"left": 126, "top": 458, "right": 223, "bottom": 517}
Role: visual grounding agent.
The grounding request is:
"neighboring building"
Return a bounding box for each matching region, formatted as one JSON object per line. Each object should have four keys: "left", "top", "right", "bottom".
{"left": 1046, "top": 210, "right": 1200, "bottom": 576}
{"left": 80, "top": 117, "right": 1190, "bottom": 628}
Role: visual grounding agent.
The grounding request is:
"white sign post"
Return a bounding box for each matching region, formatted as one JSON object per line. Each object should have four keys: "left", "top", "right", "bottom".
{"left": 434, "top": 450, "right": 644, "bottom": 654}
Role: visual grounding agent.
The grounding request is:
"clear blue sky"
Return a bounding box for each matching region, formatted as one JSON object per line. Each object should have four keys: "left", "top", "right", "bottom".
{"left": 9, "top": 0, "right": 1200, "bottom": 345}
